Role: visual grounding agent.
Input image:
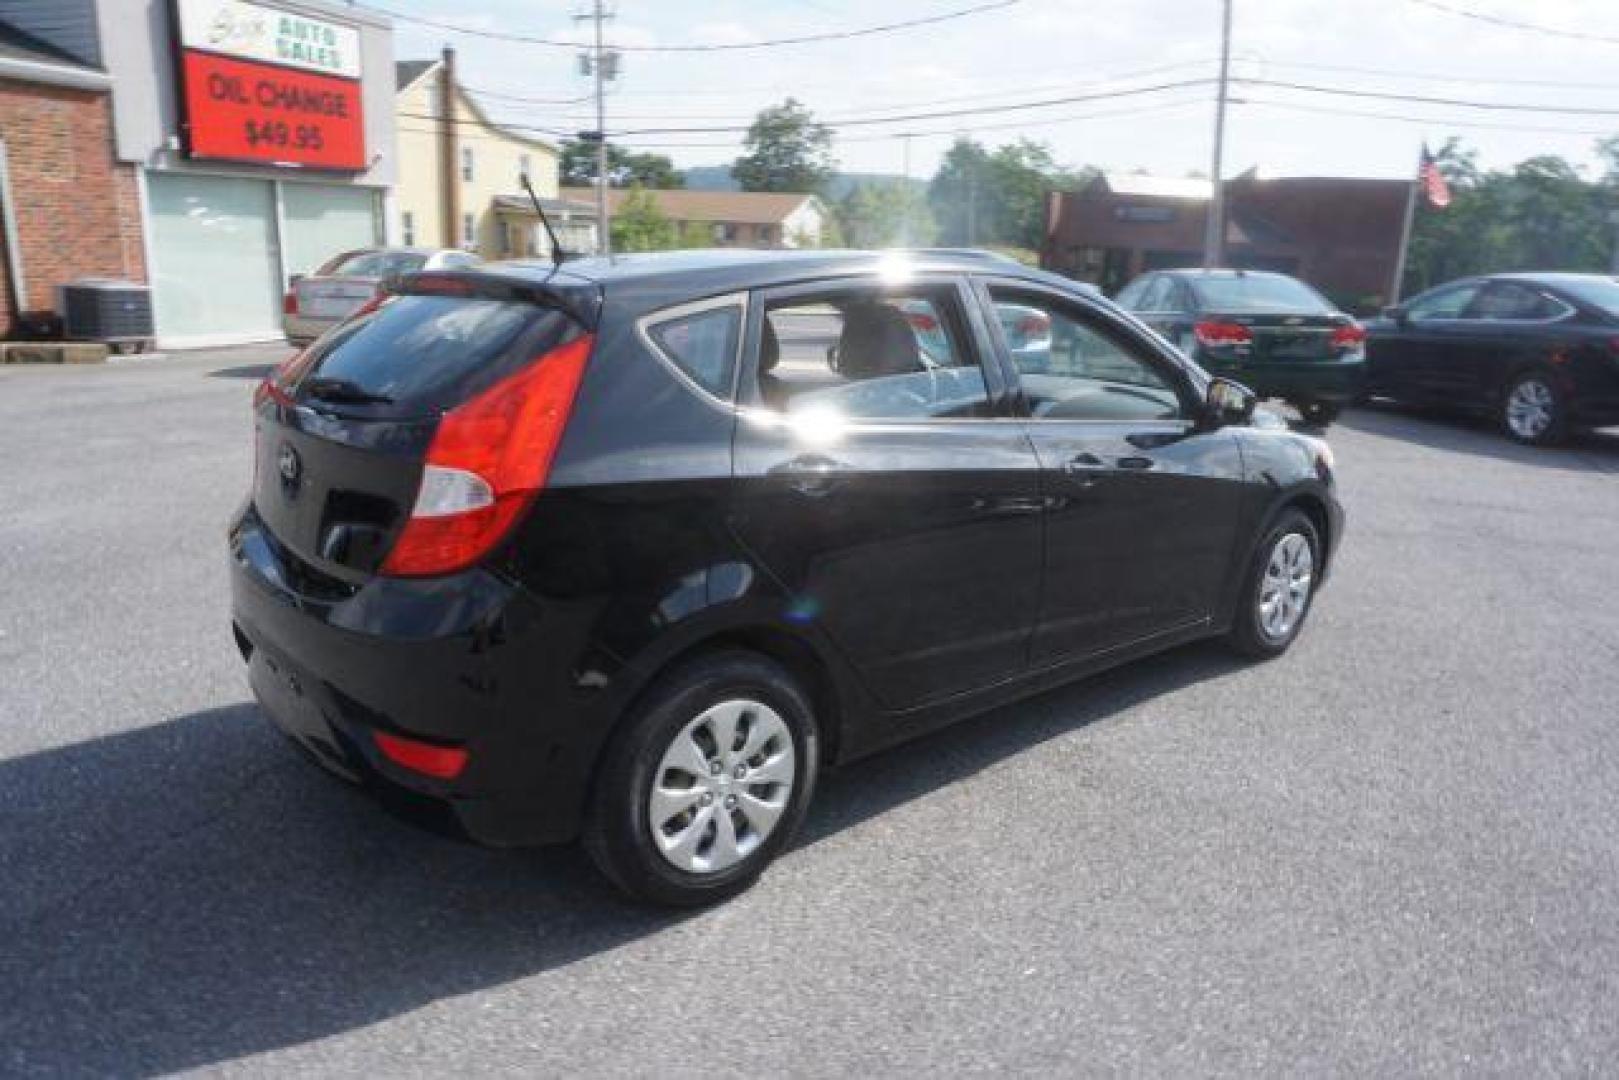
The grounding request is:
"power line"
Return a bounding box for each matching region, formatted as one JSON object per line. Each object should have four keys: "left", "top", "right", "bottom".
{"left": 1237, "top": 96, "right": 1618, "bottom": 138}
{"left": 1249, "top": 57, "right": 1619, "bottom": 92}
{"left": 363, "top": 0, "right": 1018, "bottom": 52}
{"left": 610, "top": 79, "right": 1220, "bottom": 135}
{"left": 1407, "top": 0, "right": 1619, "bottom": 46}
{"left": 512, "top": 58, "right": 1224, "bottom": 122}
{"left": 1235, "top": 77, "right": 1619, "bottom": 117}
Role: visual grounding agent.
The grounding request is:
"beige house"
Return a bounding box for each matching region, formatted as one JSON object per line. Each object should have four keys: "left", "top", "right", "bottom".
{"left": 394, "top": 52, "right": 563, "bottom": 258}
{"left": 559, "top": 188, "right": 830, "bottom": 249}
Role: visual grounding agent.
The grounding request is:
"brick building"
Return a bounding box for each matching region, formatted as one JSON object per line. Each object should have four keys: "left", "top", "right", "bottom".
{"left": 1042, "top": 170, "right": 1411, "bottom": 313}
{"left": 0, "top": 0, "right": 397, "bottom": 348}
{"left": 0, "top": 20, "right": 144, "bottom": 335}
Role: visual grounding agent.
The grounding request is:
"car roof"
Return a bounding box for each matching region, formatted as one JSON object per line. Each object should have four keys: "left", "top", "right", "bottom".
{"left": 1490, "top": 271, "right": 1619, "bottom": 287}
{"left": 1155, "top": 268, "right": 1297, "bottom": 281}
{"left": 480, "top": 248, "right": 1088, "bottom": 296}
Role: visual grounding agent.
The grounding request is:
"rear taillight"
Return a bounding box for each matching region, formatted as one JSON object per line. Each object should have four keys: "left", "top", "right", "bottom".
{"left": 380, "top": 333, "right": 595, "bottom": 577}
{"left": 1017, "top": 313, "right": 1050, "bottom": 337}
{"left": 373, "top": 731, "right": 468, "bottom": 780}
{"left": 253, "top": 347, "right": 317, "bottom": 408}
{"left": 1330, "top": 323, "right": 1367, "bottom": 349}
{"left": 283, "top": 289, "right": 298, "bottom": 316}
{"left": 1194, "top": 320, "right": 1253, "bottom": 347}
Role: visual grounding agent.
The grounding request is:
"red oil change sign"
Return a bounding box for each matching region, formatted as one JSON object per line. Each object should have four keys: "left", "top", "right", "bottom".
{"left": 181, "top": 50, "right": 366, "bottom": 170}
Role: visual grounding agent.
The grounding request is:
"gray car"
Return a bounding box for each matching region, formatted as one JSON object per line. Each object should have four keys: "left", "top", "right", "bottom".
{"left": 283, "top": 248, "right": 480, "bottom": 345}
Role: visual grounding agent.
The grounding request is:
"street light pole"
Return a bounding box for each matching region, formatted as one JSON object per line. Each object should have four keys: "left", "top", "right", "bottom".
{"left": 1202, "top": 0, "right": 1233, "bottom": 268}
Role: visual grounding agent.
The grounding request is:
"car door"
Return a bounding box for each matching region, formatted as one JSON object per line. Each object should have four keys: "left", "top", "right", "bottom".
{"left": 728, "top": 274, "right": 1045, "bottom": 712}
{"left": 1441, "top": 281, "right": 1577, "bottom": 407}
{"left": 978, "top": 277, "right": 1247, "bottom": 667}
{"left": 1370, "top": 280, "right": 1483, "bottom": 400}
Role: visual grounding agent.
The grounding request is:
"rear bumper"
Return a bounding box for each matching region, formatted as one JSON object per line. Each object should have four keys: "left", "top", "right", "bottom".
{"left": 1203, "top": 355, "right": 1366, "bottom": 404}
{"left": 228, "top": 505, "right": 602, "bottom": 846}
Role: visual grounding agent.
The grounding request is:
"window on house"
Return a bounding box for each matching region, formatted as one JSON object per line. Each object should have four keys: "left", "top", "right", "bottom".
{"left": 462, "top": 212, "right": 476, "bottom": 249}
{"left": 461, "top": 147, "right": 474, "bottom": 182}
{"left": 401, "top": 211, "right": 415, "bottom": 246}
{"left": 519, "top": 154, "right": 532, "bottom": 183}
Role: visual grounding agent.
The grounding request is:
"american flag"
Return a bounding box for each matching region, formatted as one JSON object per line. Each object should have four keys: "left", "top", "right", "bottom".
{"left": 1419, "top": 145, "right": 1452, "bottom": 209}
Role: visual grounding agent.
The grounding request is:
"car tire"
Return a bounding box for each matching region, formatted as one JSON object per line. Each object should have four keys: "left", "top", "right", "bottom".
{"left": 1297, "top": 400, "right": 1342, "bottom": 427}
{"left": 582, "top": 650, "right": 820, "bottom": 907}
{"left": 1500, "top": 369, "right": 1567, "bottom": 446}
{"left": 1226, "top": 509, "right": 1321, "bottom": 660}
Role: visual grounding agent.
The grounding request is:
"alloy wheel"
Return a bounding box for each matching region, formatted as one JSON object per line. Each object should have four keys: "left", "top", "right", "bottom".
{"left": 1506, "top": 378, "right": 1556, "bottom": 441}
{"left": 1258, "top": 532, "right": 1314, "bottom": 641}
{"left": 648, "top": 699, "right": 796, "bottom": 875}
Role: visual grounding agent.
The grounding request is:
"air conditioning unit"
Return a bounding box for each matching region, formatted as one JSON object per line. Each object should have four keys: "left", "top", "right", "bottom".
{"left": 61, "top": 279, "right": 154, "bottom": 353}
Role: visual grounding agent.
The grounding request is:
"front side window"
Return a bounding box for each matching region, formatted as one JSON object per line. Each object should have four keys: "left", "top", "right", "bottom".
{"left": 1113, "top": 276, "right": 1152, "bottom": 308}
{"left": 752, "top": 286, "right": 991, "bottom": 421}
{"left": 988, "top": 287, "right": 1183, "bottom": 423}
{"left": 1406, "top": 282, "right": 1481, "bottom": 321}
{"left": 644, "top": 302, "right": 743, "bottom": 400}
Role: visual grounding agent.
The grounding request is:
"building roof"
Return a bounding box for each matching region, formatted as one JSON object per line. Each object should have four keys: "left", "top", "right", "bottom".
{"left": 558, "top": 187, "right": 821, "bottom": 225}
{"left": 0, "top": 19, "right": 108, "bottom": 87}
{"left": 1100, "top": 173, "right": 1214, "bottom": 200}
{"left": 395, "top": 59, "right": 437, "bottom": 91}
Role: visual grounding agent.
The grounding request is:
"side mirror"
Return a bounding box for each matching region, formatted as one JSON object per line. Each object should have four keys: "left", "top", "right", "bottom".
{"left": 1382, "top": 305, "right": 1408, "bottom": 325}
{"left": 1206, "top": 377, "right": 1257, "bottom": 425}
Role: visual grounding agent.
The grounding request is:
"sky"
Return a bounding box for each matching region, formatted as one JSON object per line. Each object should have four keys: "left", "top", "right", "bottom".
{"left": 379, "top": 0, "right": 1619, "bottom": 184}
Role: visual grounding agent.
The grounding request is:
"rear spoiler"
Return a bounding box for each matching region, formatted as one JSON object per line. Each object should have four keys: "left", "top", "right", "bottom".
{"left": 392, "top": 269, "right": 602, "bottom": 331}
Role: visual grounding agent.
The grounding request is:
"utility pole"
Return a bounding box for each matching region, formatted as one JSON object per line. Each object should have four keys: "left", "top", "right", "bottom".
{"left": 966, "top": 156, "right": 977, "bottom": 247}
{"left": 592, "top": 0, "right": 610, "bottom": 257}
{"left": 1202, "top": 0, "right": 1233, "bottom": 268}
{"left": 439, "top": 46, "right": 460, "bottom": 249}
{"left": 576, "top": 3, "right": 616, "bottom": 256}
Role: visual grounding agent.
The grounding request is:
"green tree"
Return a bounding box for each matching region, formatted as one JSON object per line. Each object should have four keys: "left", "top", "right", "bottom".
{"left": 836, "top": 182, "right": 936, "bottom": 248}
{"left": 928, "top": 137, "right": 1085, "bottom": 249}
{"left": 611, "top": 185, "right": 678, "bottom": 252}
{"left": 1403, "top": 139, "right": 1611, "bottom": 296}
{"left": 676, "top": 220, "right": 714, "bottom": 249}
{"left": 560, "top": 140, "right": 684, "bottom": 189}
{"left": 732, "top": 99, "right": 835, "bottom": 193}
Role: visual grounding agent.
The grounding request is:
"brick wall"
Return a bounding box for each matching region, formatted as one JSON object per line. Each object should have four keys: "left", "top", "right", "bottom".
{"left": 0, "top": 78, "right": 145, "bottom": 333}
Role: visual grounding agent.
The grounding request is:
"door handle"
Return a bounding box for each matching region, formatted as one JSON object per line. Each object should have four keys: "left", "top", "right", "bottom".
{"left": 1116, "top": 455, "right": 1156, "bottom": 471}
{"left": 772, "top": 454, "right": 849, "bottom": 497}
{"left": 1063, "top": 452, "right": 1105, "bottom": 473}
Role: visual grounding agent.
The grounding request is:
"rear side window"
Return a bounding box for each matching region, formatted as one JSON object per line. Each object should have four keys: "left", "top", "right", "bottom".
{"left": 1469, "top": 282, "right": 1568, "bottom": 321}
{"left": 644, "top": 302, "right": 742, "bottom": 399}
{"left": 301, "top": 295, "right": 577, "bottom": 415}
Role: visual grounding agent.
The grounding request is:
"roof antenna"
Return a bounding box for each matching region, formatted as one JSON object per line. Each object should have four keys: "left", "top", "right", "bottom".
{"left": 520, "top": 173, "right": 571, "bottom": 264}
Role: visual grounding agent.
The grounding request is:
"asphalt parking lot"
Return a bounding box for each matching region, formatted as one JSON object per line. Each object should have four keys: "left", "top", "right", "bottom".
{"left": 3, "top": 347, "right": 1618, "bottom": 1075}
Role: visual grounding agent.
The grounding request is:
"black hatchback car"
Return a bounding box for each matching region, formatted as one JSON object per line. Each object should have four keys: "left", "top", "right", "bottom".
{"left": 1115, "top": 269, "right": 1367, "bottom": 426}
{"left": 231, "top": 249, "right": 1343, "bottom": 905}
{"left": 1365, "top": 272, "right": 1619, "bottom": 445}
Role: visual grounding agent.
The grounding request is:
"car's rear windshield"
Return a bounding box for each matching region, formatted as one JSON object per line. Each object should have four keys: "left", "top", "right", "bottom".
{"left": 1192, "top": 275, "right": 1332, "bottom": 314}
{"left": 1550, "top": 278, "right": 1619, "bottom": 318}
{"left": 320, "top": 251, "right": 429, "bottom": 279}
{"left": 299, "top": 295, "right": 578, "bottom": 416}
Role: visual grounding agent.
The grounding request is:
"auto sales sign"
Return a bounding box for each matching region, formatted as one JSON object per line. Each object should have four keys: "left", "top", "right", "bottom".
{"left": 175, "top": 0, "right": 366, "bottom": 170}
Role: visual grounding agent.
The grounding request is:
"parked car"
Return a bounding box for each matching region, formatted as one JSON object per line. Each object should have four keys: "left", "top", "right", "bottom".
{"left": 282, "top": 247, "right": 480, "bottom": 345}
{"left": 1115, "top": 269, "right": 1366, "bottom": 426}
{"left": 1364, "top": 272, "right": 1619, "bottom": 445}
{"left": 232, "top": 249, "right": 1343, "bottom": 905}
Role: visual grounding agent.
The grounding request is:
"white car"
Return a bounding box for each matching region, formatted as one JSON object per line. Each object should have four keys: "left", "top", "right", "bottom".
{"left": 282, "top": 248, "right": 480, "bottom": 345}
